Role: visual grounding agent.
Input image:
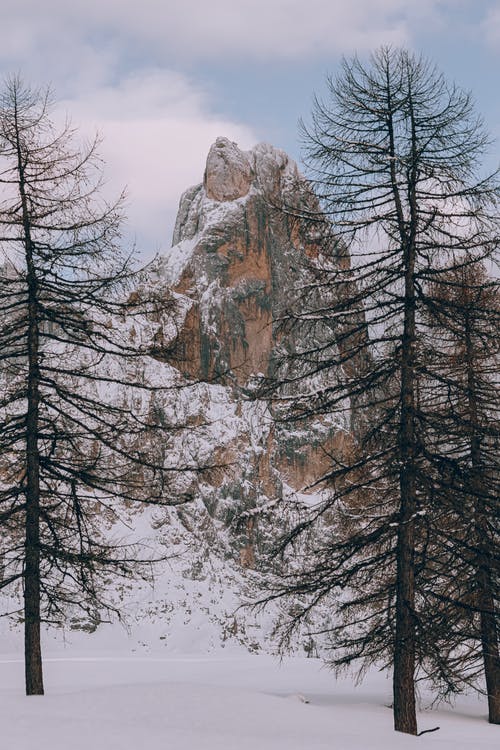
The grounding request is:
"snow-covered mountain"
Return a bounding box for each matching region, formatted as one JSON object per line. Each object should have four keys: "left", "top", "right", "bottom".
{"left": 2, "top": 137, "right": 351, "bottom": 656}
{"left": 102, "top": 136, "right": 352, "bottom": 654}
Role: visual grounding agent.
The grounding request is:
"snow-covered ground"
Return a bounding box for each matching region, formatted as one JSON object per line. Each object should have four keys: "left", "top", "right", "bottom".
{"left": 1, "top": 639, "right": 497, "bottom": 749}
{"left": 1, "top": 514, "right": 496, "bottom": 749}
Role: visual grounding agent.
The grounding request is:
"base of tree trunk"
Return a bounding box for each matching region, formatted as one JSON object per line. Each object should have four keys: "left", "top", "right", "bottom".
{"left": 25, "top": 621, "right": 44, "bottom": 696}
{"left": 488, "top": 696, "right": 500, "bottom": 725}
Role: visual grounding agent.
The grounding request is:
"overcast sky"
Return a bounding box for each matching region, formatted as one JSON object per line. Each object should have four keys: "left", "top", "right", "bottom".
{"left": 2, "top": 0, "right": 499, "bottom": 257}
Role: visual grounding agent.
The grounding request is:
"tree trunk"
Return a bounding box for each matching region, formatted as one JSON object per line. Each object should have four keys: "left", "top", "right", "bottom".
{"left": 478, "top": 565, "right": 500, "bottom": 723}
{"left": 24, "top": 473, "right": 43, "bottom": 696}
{"left": 16, "top": 108, "right": 44, "bottom": 695}
{"left": 390, "top": 84, "right": 418, "bottom": 736}
{"left": 393, "top": 404, "right": 417, "bottom": 735}
{"left": 24, "top": 232, "right": 44, "bottom": 696}
{"left": 465, "top": 317, "right": 500, "bottom": 724}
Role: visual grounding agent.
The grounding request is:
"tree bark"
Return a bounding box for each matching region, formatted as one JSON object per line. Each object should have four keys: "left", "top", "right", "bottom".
{"left": 389, "top": 79, "right": 418, "bottom": 735}
{"left": 24, "top": 276, "right": 43, "bottom": 695}
{"left": 393, "top": 317, "right": 417, "bottom": 735}
{"left": 465, "top": 315, "right": 500, "bottom": 724}
{"left": 478, "top": 563, "right": 500, "bottom": 724}
{"left": 15, "top": 101, "right": 45, "bottom": 696}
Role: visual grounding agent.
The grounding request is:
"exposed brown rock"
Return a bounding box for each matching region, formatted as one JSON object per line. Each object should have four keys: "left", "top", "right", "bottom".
{"left": 165, "top": 138, "right": 326, "bottom": 387}
{"left": 166, "top": 302, "right": 203, "bottom": 379}
{"left": 204, "top": 137, "right": 254, "bottom": 202}
{"left": 239, "top": 517, "right": 256, "bottom": 569}
{"left": 148, "top": 138, "right": 362, "bottom": 566}
{"left": 277, "top": 429, "right": 356, "bottom": 492}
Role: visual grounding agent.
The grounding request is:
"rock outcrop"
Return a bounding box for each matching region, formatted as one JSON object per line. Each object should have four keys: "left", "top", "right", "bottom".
{"left": 204, "top": 137, "right": 254, "bottom": 201}
{"left": 122, "top": 138, "right": 354, "bottom": 652}
{"left": 0, "top": 138, "right": 356, "bottom": 656}
{"left": 0, "top": 138, "right": 361, "bottom": 658}
{"left": 159, "top": 137, "right": 328, "bottom": 388}
{"left": 144, "top": 137, "right": 351, "bottom": 516}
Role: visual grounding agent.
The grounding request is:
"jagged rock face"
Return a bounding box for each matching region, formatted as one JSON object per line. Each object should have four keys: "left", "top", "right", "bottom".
{"left": 204, "top": 137, "right": 254, "bottom": 202}
{"left": 163, "top": 137, "right": 324, "bottom": 387}
{"left": 141, "top": 137, "right": 352, "bottom": 581}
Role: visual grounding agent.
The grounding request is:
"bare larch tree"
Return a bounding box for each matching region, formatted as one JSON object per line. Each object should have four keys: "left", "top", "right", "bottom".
{"left": 420, "top": 260, "right": 499, "bottom": 722}
{"left": 0, "top": 77, "right": 196, "bottom": 695}
{"left": 260, "top": 47, "right": 499, "bottom": 735}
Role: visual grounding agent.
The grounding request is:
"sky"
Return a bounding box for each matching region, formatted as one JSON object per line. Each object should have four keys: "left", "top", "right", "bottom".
{"left": 1, "top": 0, "right": 499, "bottom": 258}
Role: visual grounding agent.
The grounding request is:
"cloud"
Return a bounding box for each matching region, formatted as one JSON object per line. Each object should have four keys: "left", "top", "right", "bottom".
{"left": 482, "top": 5, "right": 500, "bottom": 49}
{"left": 56, "top": 70, "right": 257, "bottom": 257}
{"left": 1, "top": 0, "right": 453, "bottom": 67}
{"left": 0, "top": 0, "right": 484, "bottom": 259}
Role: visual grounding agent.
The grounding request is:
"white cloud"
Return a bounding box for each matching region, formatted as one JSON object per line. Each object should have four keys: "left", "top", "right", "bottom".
{"left": 0, "top": 0, "right": 485, "bottom": 259}
{"left": 57, "top": 71, "right": 257, "bottom": 257}
{"left": 482, "top": 5, "right": 500, "bottom": 49}
{"left": 0, "top": 0, "right": 453, "bottom": 66}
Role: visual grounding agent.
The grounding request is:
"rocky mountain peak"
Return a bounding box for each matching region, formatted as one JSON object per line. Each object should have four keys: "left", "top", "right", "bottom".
{"left": 141, "top": 137, "right": 348, "bottom": 504}
{"left": 96, "top": 139, "right": 351, "bottom": 647}
{"left": 163, "top": 137, "right": 323, "bottom": 388}
{"left": 204, "top": 137, "right": 254, "bottom": 202}
{"left": 203, "top": 136, "right": 300, "bottom": 205}
{"left": 173, "top": 138, "right": 302, "bottom": 247}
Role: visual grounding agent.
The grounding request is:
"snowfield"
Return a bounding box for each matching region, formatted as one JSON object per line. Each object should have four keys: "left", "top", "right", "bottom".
{"left": 1, "top": 645, "right": 497, "bottom": 749}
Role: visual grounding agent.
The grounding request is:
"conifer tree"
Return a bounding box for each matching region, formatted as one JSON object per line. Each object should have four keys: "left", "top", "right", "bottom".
{"left": 0, "top": 77, "right": 194, "bottom": 695}
{"left": 420, "top": 261, "right": 499, "bottom": 722}
{"left": 261, "top": 48, "right": 499, "bottom": 734}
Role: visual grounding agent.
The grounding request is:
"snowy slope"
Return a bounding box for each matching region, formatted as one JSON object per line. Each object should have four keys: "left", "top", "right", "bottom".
{"left": 0, "top": 653, "right": 496, "bottom": 750}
